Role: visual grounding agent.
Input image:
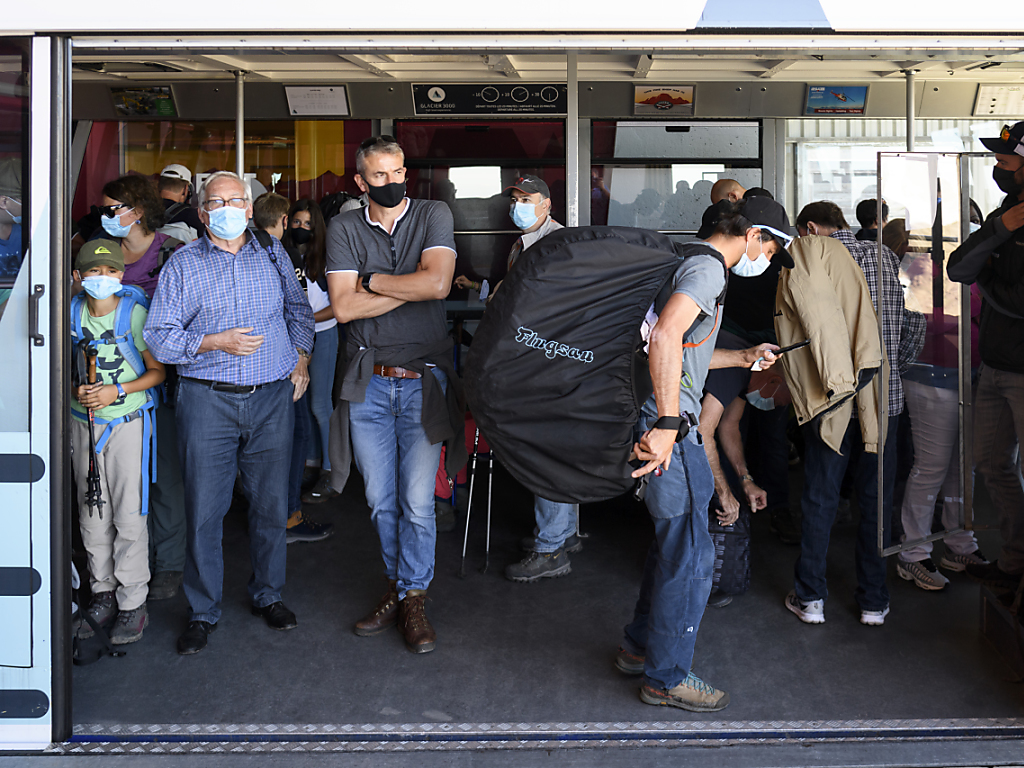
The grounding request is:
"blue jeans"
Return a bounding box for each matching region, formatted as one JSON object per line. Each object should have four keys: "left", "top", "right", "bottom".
{"left": 306, "top": 325, "right": 338, "bottom": 472}
{"left": 349, "top": 368, "right": 446, "bottom": 598}
{"left": 622, "top": 416, "right": 715, "bottom": 691}
{"left": 288, "top": 393, "right": 311, "bottom": 513}
{"left": 532, "top": 496, "right": 578, "bottom": 553}
{"left": 176, "top": 378, "right": 294, "bottom": 624}
{"left": 795, "top": 415, "right": 897, "bottom": 611}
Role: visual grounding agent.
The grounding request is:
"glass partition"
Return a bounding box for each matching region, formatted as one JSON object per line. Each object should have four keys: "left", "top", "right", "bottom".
{"left": 877, "top": 152, "right": 972, "bottom": 557}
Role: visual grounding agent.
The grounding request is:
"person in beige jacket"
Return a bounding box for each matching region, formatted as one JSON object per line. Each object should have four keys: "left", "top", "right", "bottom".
{"left": 778, "top": 202, "right": 902, "bottom": 628}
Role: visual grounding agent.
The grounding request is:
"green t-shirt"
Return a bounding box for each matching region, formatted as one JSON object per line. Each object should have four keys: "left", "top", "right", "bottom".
{"left": 71, "top": 300, "right": 151, "bottom": 421}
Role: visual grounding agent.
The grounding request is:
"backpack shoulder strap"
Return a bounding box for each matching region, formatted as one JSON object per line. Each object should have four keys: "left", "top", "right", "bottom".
{"left": 164, "top": 201, "right": 188, "bottom": 220}
{"left": 70, "top": 292, "right": 86, "bottom": 342}
{"left": 112, "top": 288, "right": 149, "bottom": 378}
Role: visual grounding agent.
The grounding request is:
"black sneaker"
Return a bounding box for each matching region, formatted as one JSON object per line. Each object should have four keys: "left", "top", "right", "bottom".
{"left": 707, "top": 589, "right": 732, "bottom": 608}
{"left": 505, "top": 549, "right": 571, "bottom": 583}
{"left": 965, "top": 560, "right": 1022, "bottom": 590}
{"left": 286, "top": 513, "right": 334, "bottom": 544}
{"left": 302, "top": 473, "right": 340, "bottom": 504}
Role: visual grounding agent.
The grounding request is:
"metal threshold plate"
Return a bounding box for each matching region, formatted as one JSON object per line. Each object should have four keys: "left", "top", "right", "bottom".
{"left": 62, "top": 718, "right": 1024, "bottom": 754}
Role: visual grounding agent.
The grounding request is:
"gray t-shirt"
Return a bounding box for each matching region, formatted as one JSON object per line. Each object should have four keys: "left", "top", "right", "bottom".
{"left": 643, "top": 247, "right": 728, "bottom": 442}
{"left": 326, "top": 198, "right": 457, "bottom": 354}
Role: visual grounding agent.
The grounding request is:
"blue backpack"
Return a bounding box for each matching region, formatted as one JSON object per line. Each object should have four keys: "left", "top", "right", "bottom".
{"left": 71, "top": 284, "right": 158, "bottom": 515}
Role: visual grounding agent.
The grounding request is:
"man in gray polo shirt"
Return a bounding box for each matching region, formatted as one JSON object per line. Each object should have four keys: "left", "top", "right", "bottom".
{"left": 326, "top": 136, "right": 459, "bottom": 654}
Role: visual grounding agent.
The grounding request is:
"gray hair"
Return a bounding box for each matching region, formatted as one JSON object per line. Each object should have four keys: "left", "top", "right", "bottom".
{"left": 355, "top": 136, "right": 404, "bottom": 177}
{"left": 199, "top": 171, "right": 252, "bottom": 207}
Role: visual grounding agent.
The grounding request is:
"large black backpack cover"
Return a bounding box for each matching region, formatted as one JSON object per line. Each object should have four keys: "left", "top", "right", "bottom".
{"left": 465, "top": 226, "right": 717, "bottom": 504}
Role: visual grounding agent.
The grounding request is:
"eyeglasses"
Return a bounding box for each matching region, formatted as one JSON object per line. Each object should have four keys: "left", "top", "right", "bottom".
{"left": 203, "top": 197, "right": 248, "bottom": 211}
{"left": 96, "top": 203, "right": 130, "bottom": 218}
{"left": 358, "top": 134, "right": 397, "bottom": 151}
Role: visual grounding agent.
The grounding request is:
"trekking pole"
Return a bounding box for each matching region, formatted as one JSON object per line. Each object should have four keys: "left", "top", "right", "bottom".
{"left": 458, "top": 427, "right": 481, "bottom": 579}
{"left": 84, "top": 346, "right": 104, "bottom": 519}
{"left": 481, "top": 445, "right": 494, "bottom": 574}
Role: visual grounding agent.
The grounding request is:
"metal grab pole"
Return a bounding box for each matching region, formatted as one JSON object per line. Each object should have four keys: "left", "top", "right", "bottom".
{"left": 235, "top": 71, "right": 245, "bottom": 178}
{"left": 905, "top": 69, "right": 917, "bottom": 152}
{"left": 566, "top": 52, "right": 579, "bottom": 227}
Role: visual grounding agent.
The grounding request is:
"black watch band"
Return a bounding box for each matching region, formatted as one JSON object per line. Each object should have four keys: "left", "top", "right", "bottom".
{"left": 653, "top": 415, "right": 686, "bottom": 442}
{"left": 361, "top": 273, "right": 376, "bottom": 294}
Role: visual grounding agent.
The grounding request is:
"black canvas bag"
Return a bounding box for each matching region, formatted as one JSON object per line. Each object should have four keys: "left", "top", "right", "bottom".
{"left": 464, "top": 225, "right": 724, "bottom": 504}
{"left": 708, "top": 496, "right": 752, "bottom": 596}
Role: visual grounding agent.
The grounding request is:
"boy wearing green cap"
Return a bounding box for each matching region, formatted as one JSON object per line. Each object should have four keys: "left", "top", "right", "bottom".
{"left": 71, "top": 239, "right": 166, "bottom": 645}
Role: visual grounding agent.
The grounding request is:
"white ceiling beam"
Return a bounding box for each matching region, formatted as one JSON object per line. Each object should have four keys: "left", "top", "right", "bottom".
{"left": 337, "top": 54, "right": 393, "bottom": 77}
{"left": 485, "top": 54, "right": 520, "bottom": 78}
{"left": 759, "top": 59, "right": 798, "bottom": 78}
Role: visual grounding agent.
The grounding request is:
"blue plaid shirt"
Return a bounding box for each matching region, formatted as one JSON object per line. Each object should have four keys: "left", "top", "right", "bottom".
{"left": 144, "top": 233, "right": 315, "bottom": 386}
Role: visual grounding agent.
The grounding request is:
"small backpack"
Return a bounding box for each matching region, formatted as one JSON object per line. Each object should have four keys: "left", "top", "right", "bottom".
{"left": 464, "top": 226, "right": 726, "bottom": 504}
{"left": 71, "top": 284, "right": 159, "bottom": 513}
{"left": 708, "top": 498, "right": 752, "bottom": 596}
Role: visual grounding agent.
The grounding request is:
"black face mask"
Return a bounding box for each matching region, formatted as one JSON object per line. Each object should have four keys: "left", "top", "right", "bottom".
{"left": 366, "top": 181, "right": 406, "bottom": 209}
{"left": 993, "top": 166, "right": 1023, "bottom": 196}
{"left": 290, "top": 227, "right": 312, "bottom": 245}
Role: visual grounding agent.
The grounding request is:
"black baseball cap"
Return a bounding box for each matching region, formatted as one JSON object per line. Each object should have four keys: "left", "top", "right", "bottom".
{"left": 738, "top": 196, "right": 795, "bottom": 269}
{"left": 504, "top": 175, "right": 550, "bottom": 198}
{"left": 981, "top": 122, "right": 1024, "bottom": 156}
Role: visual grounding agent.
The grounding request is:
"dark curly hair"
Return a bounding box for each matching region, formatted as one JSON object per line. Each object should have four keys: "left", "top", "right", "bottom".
{"left": 101, "top": 174, "right": 166, "bottom": 235}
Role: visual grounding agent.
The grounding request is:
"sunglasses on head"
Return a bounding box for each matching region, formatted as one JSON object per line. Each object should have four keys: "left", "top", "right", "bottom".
{"left": 359, "top": 134, "right": 397, "bottom": 151}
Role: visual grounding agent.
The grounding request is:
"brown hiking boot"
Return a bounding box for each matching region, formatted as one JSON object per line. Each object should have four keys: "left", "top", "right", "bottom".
{"left": 398, "top": 590, "right": 436, "bottom": 654}
{"left": 354, "top": 580, "right": 399, "bottom": 637}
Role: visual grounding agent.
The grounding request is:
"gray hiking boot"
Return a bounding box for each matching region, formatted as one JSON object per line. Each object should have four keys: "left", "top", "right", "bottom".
{"left": 505, "top": 548, "right": 571, "bottom": 583}
{"left": 110, "top": 604, "right": 149, "bottom": 645}
{"left": 78, "top": 591, "right": 117, "bottom": 639}
{"left": 148, "top": 570, "right": 182, "bottom": 601}
{"left": 521, "top": 533, "right": 583, "bottom": 554}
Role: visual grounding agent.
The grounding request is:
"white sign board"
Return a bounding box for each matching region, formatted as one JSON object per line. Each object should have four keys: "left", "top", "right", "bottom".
{"left": 284, "top": 86, "right": 350, "bottom": 117}
{"left": 973, "top": 84, "right": 1024, "bottom": 118}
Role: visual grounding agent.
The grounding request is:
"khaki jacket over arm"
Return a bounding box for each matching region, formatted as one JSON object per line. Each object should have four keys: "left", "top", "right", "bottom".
{"left": 775, "top": 235, "right": 884, "bottom": 454}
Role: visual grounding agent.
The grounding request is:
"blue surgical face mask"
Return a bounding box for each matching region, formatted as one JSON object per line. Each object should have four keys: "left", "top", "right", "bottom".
{"left": 101, "top": 208, "right": 135, "bottom": 238}
{"left": 511, "top": 201, "right": 539, "bottom": 231}
{"left": 206, "top": 205, "right": 250, "bottom": 240}
{"left": 81, "top": 275, "right": 122, "bottom": 300}
{"left": 969, "top": 221, "right": 982, "bottom": 234}
{"left": 2, "top": 204, "right": 20, "bottom": 225}
{"left": 731, "top": 239, "right": 772, "bottom": 278}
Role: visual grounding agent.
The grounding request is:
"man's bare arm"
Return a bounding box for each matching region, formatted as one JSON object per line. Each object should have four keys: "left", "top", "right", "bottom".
{"left": 710, "top": 343, "right": 779, "bottom": 370}
{"left": 631, "top": 292, "right": 702, "bottom": 478}
{"left": 363, "top": 248, "right": 456, "bottom": 303}
{"left": 328, "top": 271, "right": 405, "bottom": 324}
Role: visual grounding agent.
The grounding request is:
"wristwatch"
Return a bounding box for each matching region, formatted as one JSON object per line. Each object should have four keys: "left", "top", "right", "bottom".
{"left": 740, "top": 473, "right": 754, "bottom": 483}
{"left": 115, "top": 383, "right": 126, "bottom": 400}
{"left": 296, "top": 347, "right": 310, "bottom": 359}
{"left": 361, "top": 273, "right": 376, "bottom": 294}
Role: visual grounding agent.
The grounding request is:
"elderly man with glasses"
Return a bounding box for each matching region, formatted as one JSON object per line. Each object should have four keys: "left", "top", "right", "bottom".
{"left": 144, "top": 170, "right": 315, "bottom": 655}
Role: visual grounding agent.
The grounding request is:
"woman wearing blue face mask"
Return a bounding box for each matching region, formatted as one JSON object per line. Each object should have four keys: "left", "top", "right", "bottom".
{"left": 96, "top": 174, "right": 178, "bottom": 299}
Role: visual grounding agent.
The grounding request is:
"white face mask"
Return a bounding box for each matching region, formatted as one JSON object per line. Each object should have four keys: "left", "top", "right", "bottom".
{"left": 731, "top": 237, "right": 772, "bottom": 278}
{"left": 969, "top": 221, "right": 982, "bottom": 234}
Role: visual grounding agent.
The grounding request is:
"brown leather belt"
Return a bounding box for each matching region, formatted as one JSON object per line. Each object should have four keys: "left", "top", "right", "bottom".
{"left": 373, "top": 365, "right": 421, "bottom": 379}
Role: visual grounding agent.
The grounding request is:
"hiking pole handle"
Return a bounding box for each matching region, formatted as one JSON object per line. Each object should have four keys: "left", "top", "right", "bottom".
{"left": 86, "top": 348, "right": 98, "bottom": 386}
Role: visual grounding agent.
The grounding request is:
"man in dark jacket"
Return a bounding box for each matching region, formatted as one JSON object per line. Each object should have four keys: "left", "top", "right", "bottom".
{"left": 947, "top": 120, "right": 1024, "bottom": 591}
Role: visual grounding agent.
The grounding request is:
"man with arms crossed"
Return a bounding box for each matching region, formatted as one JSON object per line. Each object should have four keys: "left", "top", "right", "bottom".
{"left": 327, "top": 136, "right": 459, "bottom": 654}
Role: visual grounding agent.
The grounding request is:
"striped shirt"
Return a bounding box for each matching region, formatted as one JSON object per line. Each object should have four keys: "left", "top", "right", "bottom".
{"left": 144, "top": 233, "right": 315, "bottom": 386}
{"left": 830, "top": 229, "right": 905, "bottom": 416}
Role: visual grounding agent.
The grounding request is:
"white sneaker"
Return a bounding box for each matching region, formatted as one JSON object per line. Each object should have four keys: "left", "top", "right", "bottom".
{"left": 860, "top": 606, "right": 890, "bottom": 626}
{"left": 940, "top": 549, "right": 989, "bottom": 573}
{"left": 785, "top": 590, "right": 824, "bottom": 624}
{"left": 896, "top": 558, "right": 949, "bottom": 591}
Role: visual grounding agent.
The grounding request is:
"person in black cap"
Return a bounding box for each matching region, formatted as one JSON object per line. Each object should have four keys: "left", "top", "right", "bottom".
{"left": 615, "top": 196, "right": 787, "bottom": 713}
{"left": 947, "top": 121, "right": 1024, "bottom": 592}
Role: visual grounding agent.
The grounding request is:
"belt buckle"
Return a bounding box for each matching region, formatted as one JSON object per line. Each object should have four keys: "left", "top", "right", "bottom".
{"left": 242, "top": 384, "right": 257, "bottom": 394}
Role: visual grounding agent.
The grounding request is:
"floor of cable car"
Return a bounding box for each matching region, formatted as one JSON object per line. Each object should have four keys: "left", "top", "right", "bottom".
{"left": 71, "top": 459, "right": 1024, "bottom": 733}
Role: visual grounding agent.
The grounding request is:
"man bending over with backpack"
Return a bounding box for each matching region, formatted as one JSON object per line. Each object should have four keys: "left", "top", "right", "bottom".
{"left": 617, "top": 197, "right": 793, "bottom": 712}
